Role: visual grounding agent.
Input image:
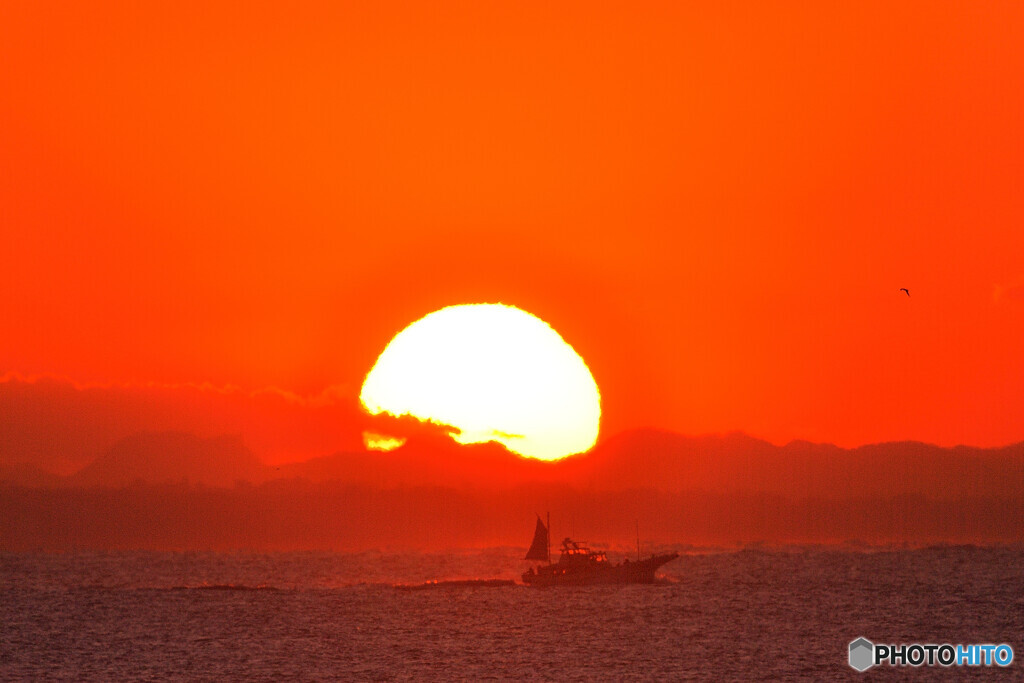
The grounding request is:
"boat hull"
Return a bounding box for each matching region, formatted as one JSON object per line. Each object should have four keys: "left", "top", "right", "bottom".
{"left": 522, "top": 552, "right": 679, "bottom": 587}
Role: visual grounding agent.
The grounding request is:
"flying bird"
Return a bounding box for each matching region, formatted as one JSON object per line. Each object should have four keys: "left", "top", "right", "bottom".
{"left": 899, "top": 288, "right": 910, "bottom": 296}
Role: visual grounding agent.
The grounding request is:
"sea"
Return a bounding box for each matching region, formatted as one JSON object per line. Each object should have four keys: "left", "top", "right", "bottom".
{"left": 2, "top": 545, "right": 1022, "bottom": 681}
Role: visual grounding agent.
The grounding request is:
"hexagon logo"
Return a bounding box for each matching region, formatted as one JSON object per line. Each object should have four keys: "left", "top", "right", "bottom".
{"left": 849, "top": 637, "right": 874, "bottom": 672}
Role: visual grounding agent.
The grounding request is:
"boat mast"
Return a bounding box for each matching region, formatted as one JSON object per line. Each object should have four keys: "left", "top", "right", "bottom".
{"left": 636, "top": 520, "right": 640, "bottom": 561}
{"left": 547, "top": 512, "right": 551, "bottom": 564}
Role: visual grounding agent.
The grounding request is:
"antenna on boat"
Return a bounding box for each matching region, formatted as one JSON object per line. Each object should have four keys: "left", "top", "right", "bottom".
{"left": 636, "top": 520, "right": 641, "bottom": 561}
{"left": 547, "top": 512, "right": 551, "bottom": 565}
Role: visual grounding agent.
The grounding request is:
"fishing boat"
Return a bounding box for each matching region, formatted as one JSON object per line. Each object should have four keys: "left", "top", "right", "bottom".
{"left": 521, "top": 514, "right": 679, "bottom": 586}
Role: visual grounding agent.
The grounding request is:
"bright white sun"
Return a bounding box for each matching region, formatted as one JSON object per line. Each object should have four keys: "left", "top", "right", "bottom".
{"left": 359, "top": 303, "right": 601, "bottom": 461}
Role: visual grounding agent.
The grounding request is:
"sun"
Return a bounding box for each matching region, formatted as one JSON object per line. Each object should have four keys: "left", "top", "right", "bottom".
{"left": 359, "top": 303, "right": 601, "bottom": 461}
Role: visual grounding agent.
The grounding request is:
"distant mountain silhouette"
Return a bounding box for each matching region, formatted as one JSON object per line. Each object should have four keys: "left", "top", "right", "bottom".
{"left": 6, "top": 427, "right": 1022, "bottom": 503}
{"left": 570, "top": 429, "right": 1024, "bottom": 500}
{"left": 5, "top": 377, "right": 1021, "bottom": 502}
{"left": 68, "top": 432, "right": 268, "bottom": 488}
{"left": 270, "top": 428, "right": 1024, "bottom": 501}
{"left": 0, "top": 462, "right": 64, "bottom": 488}
{"left": 276, "top": 430, "right": 551, "bottom": 487}
{"left": 4, "top": 428, "right": 1024, "bottom": 550}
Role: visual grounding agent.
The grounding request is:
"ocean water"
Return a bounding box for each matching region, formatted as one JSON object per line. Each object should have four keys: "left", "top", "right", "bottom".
{"left": 2, "top": 546, "right": 1022, "bottom": 681}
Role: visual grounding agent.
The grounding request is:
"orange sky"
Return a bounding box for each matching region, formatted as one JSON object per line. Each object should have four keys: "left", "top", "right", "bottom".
{"left": 2, "top": 1, "right": 1023, "bottom": 449}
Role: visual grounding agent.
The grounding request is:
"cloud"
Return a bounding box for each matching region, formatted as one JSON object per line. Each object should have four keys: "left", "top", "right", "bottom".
{"left": 0, "top": 374, "right": 368, "bottom": 472}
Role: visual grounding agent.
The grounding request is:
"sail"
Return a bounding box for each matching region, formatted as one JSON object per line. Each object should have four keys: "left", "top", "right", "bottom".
{"left": 524, "top": 515, "right": 549, "bottom": 561}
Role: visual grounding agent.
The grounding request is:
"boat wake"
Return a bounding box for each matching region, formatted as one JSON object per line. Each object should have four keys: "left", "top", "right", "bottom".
{"left": 164, "top": 584, "right": 282, "bottom": 592}
{"left": 393, "top": 578, "right": 517, "bottom": 591}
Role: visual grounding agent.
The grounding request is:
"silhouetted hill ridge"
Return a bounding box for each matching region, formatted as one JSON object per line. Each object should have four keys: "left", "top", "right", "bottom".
{"left": 4, "top": 428, "right": 1021, "bottom": 501}
{"left": 268, "top": 429, "right": 1024, "bottom": 499}
{"left": 68, "top": 432, "right": 267, "bottom": 488}
{"left": 0, "top": 462, "right": 64, "bottom": 488}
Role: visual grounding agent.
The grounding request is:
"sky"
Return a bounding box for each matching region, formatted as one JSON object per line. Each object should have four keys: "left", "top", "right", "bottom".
{"left": 2, "top": 1, "right": 1023, "bottom": 453}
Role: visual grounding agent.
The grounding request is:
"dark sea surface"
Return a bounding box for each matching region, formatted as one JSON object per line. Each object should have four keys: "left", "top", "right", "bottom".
{"left": 2, "top": 546, "right": 1022, "bottom": 681}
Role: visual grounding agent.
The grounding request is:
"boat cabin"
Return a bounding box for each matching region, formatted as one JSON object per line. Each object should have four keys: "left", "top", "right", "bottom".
{"left": 558, "top": 538, "right": 608, "bottom": 565}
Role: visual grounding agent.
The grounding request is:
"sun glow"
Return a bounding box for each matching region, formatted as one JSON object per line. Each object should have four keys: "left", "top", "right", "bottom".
{"left": 363, "top": 432, "right": 407, "bottom": 452}
{"left": 360, "top": 304, "right": 601, "bottom": 461}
